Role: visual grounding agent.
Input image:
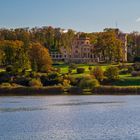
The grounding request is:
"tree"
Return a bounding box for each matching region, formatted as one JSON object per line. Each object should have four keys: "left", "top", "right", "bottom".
{"left": 92, "top": 67, "right": 104, "bottom": 82}
{"left": 105, "top": 66, "right": 119, "bottom": 80}
{"left": 79, "top": 76, "right": 99, "bottom": 89}
{"left": 13, "top": 48, "right": 31, "bottom": 72}
{"left": 61, "top": 29, "right": 75, "bottom": 53}
{"left": 0, "top": 40, "right": 30, "bottom": 72}
{"left": 127, "top": 32, "right": 140, "bottom": 61}
{"left": 0, "top": 40, "right": 23, "bottom": 64}
{"left": 95, "top": 31, "right": 123, "bottom": 62}
{"left": 29, "top": 42, "right": 52, "bottom": 72}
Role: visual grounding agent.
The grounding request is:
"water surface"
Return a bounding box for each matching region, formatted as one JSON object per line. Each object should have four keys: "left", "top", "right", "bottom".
{"left": 0, "top": 95, "right": 140, "bottom": 140}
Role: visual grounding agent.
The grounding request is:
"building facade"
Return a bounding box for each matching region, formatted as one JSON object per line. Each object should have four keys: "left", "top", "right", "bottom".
{"left": 69, "top": 36, "right": 96, "bottom": 63}
{"left": 50, "top": 29, "right": 128, "bottom": 63}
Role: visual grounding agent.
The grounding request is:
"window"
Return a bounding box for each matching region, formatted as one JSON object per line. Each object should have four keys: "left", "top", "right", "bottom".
{"left": 75, "top": 50, "right": 78, "bottom": 53}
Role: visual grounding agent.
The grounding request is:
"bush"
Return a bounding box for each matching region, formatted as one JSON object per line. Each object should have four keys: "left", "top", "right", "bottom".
{"left": 62, "top": 79, "right": 70, "bottom": 87}
{"left": 42, "top": 86, "right": 64, "bottom": 94}
{"left": 105, "top": 66, "right": 119, "bottom": 81}
{"left": 40, "top": 72, "right": 60, "bottom": 86}
{"left": 56, "top": 68, "right": 61, "bottom": 73}
{"left": 134, "top": 57, "right": 140, "bottom": 62}
{"left": 0, "top": 83, "right": 11, "bottom": 87}
{"left": 6, "top": 65, "right": 13, "bottom": 73}
{"left": 119, "top": 69, "right": 128, "bottom": 75}
{"left": 92, "top": 86, "right": 140, "bottom": 94}
{"left": 68, "top": 68, "right": 72, "bottom": 74}
{"left": 69, "top": 77, "right": 80, "bottom": 86}
{"left": 69, "top": 63, "right": 77, "bottom": 70}
{"left": 127, "top": 66, "right": 134, "bottom": 73}
{"left": 30, "top": 72, "right": 41, "bottom": 79}
{"left": 14, "top": 77, "right": 31, "bottom": 86}
{"left": 88, "top": 66, "right": 92, "bottom": 71}
{"left": 11, "top": 83, "right": 23, "bottom": 87}
{"left": 118, "top": 63, "right": 128, "bottom": 69}
{"left": 77, "top": 68, "right": 85, "bottom": 74}
{"left": 92, "top": 67, "right": 104, "bottom": 81}
{"left": 79, "top": 76, "right": 99, "bottom": 89}
{"left": 131, "top": 71, "right": 140, "bottom": 77}
{"left": 0, "top": 72, "right": 12, "bottom": 84}
{"left": 29, "top": 79, "right": 43, "bottom": 87}
{"left": 133, "top": 63, "right": 140, "bottom": 71}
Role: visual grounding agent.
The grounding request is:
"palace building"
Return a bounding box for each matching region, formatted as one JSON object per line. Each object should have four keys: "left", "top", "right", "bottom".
{"left": 50, "top": 29, "right": 128, "bottom": 63}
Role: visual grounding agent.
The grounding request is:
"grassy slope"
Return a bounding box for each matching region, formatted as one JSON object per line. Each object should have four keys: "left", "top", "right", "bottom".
{"left": 114, "top": 74, "right": 140, "bottom": 86}
{"left": 54, "top": 63, "right": 140, "bottom": 86}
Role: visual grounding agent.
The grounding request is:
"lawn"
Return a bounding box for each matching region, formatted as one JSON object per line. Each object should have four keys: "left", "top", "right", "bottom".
{"left": 54, "top": 62, "right": 140, "bottom": 86}
{"left": 113, "top": 74, "right": 140, "bottom": 86}
{"left": 54, "top": 63, "right": 119, "bottom": 74}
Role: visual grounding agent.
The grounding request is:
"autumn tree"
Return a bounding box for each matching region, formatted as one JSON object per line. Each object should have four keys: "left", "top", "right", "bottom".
{"left": 92, "top": 66, "right": 104, "bottom": 82}
{"left": 29, "top": 42, "right": 52, "bottom": 72}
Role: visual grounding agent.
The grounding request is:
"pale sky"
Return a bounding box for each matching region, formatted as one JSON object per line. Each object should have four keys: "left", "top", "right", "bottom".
{"left": 0, "top": 0, "right": 140, "bottom": 33}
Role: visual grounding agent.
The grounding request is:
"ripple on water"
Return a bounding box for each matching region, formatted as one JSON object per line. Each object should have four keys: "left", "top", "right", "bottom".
{"left": 0, "top": 96, "right": 140, "bottom": 140}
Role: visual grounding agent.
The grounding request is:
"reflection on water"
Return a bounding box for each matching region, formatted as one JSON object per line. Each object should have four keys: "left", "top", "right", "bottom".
{"left": 0, "top": 96, "right": 140, "bottom": 140}
{"left": 0, "top": 101, "right": 124, "bottom": 113}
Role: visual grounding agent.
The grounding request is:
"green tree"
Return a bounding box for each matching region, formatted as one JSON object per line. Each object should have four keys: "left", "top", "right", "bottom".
{"left": 105, "top": 66, "right": 119, "bottom": 80}
{"left": 13, "top": 49, "right": 31, "bottom": 72}
{"left": 79, "top": 76, "right": 99, "bottom": 89}
{"left": 0, "top": 40, "right": 23, "bottom": 65}
{"left": 95, "top": 31, "right": 123, "bottom": 62}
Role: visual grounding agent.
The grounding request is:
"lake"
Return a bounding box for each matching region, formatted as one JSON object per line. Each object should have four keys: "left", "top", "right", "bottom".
{"left": 0, "top": 95, "right": 140, "bottom": 140}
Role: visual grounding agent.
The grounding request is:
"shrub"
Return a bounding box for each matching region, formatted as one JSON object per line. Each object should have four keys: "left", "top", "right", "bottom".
{"left": 131, "top": 71, "right": 140, "bottom": 77}
{"left": 6, "top": 65, "right": 13, "bottom": 73}
{"left": 133, "top": 63, "right": 140, "bottom": 71}
{"left": 88, "top": 66, "right": 92, "bottom": 71}
{"left": 29, "top": 79, "right": 43, "bottom": 87}
{"left": 69, "top": 63, "right": 77, "bottom": 70}
{"left": 134, "top": 57, "right": 140, "bottom": 62}
{"left": 118, "top": 63, "right": 127, "bottom": 69}
{"left": 30, "top": 72, "right": 41, "bottom": 79}
{"left": 62, "top": 79, "right": 70, "bottom": 87}
{"left": 68, "top": 68, "right": 72, "bottom": 74}
{"left": 56, "top": 68, "right": 61, "bottom": 73}
{"left": 127, "top": 66, "right": 134, "bottom": 73}
{"left": 0, "top": 72, "right": 12, "bottom": 84}
{"left": 0, "top": 83, "right": 11, "bottom": 87}
{"left": 22, "top": 71, "right": 30, "bottom": 77}
{"left": 40, "top": 73, "right": 60, "bottom": 86}
{"left": 43, "top": 86, "right": 64, "bottom": 94}
{"left": 14, "top": 77, "right": 31, "bottom": 86}
{"left": 11, "top": 83, "right": 23, "bottom": 87}
{"left": 48, "top": 72, "right": 59, "bottom": 79}
{"left": 79, "top": 76, "right": 99, "bottom": 89}
{"left": 105, "top": 66, "right": 119, "bottom": 81}
{"left": 69, "top": 77, "right": 80, "bottom": 86}
{"left": 77, "top": 68, "right": 85, "bottom": 74}
{"left": 92, "top": 67, "right": 104, "bottom": 81}
{"left": 119, "top": 69, "right": 128, "bottom": 75}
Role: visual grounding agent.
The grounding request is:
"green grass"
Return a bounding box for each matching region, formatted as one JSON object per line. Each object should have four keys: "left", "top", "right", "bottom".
{"left": 113, "top": 75, "right": 140, "bottom": 86}
{"left": 54, "top": 63, "right": 119, "bottom": 74}
{"left": 54, "top": 62, "right": 140, "bottom": 86}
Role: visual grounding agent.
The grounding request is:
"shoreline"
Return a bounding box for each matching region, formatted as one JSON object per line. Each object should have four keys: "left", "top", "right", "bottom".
{"left": 0, "top": 86, "right": 140, "bottom": 96}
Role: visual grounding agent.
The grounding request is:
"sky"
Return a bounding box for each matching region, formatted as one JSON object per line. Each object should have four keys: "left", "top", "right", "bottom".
{"left": 0, "top": 0, "right": 140, "bottom": 33}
